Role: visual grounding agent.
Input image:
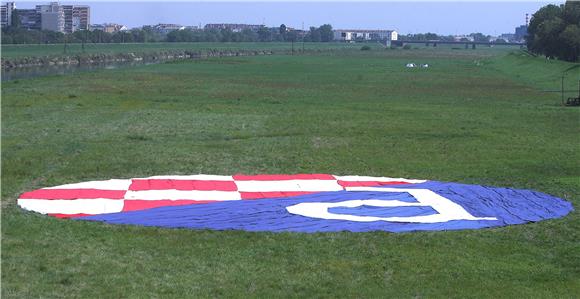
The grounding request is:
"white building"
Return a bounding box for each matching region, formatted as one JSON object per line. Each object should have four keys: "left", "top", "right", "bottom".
{"left": 37, "top": 2, "right": 64, "bottom": 32}
{"left": 153, "top": 23, "right": 185, "bottom": 34}
{"left": 333, "top": 29, "right": 398, "bottom": 42}
{"left": 204, "top": 23, "right": 263, "bottom": 33}
{"left": 1, "top": 2, "right": 15, "bottom": 28}
{"left": 62, "top": 5, "right": 90, "bottom": 33}
{"left": 453, "top": 35, "right": 474, "bottom": 42}
{"left": 91, "top": 23, "right": 127, "bottom": 33}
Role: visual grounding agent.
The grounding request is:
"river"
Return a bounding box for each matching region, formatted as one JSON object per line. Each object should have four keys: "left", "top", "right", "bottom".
{"left": 1, "top": 59, "right": 161, "bottom": 81}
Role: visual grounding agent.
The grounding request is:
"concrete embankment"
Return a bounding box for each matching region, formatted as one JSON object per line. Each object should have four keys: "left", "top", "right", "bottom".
{"left": 1, "top": 49, "right": 281, "bottom": 70}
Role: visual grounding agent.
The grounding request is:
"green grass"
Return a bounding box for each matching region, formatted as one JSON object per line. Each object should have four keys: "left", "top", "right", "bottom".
{"left": 2, "top": 47, "right": 579, "bottom": 297}
{"left": 1, "top": 42, "right": 364, "bottom": 58}
{"left": 487, "top": 51, "right": 580, "bottom": 98}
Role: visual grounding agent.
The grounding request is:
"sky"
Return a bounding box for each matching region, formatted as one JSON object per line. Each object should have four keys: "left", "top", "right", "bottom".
{"left": 8, "top": 1, "right": 563, "bottom": 35}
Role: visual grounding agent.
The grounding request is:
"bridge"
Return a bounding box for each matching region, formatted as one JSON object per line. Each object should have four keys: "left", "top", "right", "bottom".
{"left": 389, "top": 40, "right": 525, "bottom": 48}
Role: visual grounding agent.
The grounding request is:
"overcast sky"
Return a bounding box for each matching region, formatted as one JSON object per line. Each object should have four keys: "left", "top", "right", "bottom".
{"left": 8, "top": 1, "right": 562, "bottom": 35}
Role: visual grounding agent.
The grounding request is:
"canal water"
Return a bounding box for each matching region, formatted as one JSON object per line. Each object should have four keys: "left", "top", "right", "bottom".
{"left": 1, "top": 59, "right": 161, "bottom": 82}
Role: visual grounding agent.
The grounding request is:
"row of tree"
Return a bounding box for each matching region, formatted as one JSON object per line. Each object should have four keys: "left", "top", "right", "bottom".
{"left": 404, "top": 33, "right": 496, "bottom": 43}
{"left": 1, "top": 24, "right": 335, "bottom": 44}
{"left": 527, "top": 1, "right": 580, "bottom": 62}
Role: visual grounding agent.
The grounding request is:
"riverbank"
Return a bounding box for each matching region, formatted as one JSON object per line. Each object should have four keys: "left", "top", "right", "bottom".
{"left": 1, "top": 48, "right": 283, "bottom": 70}
{"left": 1, "top": 42, "right": 350, "bottom": 57}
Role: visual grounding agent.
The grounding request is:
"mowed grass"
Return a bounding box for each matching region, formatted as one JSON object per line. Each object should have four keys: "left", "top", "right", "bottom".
{"left": 1, "top": 42, "right": 364, "bottom": 58}
{"left": 2, "top": 47, "right": 579, "bottom": 297}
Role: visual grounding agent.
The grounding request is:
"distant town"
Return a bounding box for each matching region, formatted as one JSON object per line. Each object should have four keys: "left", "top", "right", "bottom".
{"left": 0, "top": 1, "right": 528, "bottom": 44}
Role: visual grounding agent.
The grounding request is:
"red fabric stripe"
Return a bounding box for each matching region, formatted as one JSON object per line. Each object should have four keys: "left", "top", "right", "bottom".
{"left": 337, "top": 181, "right": 411, "bottom": 187}
{"left": 240, "top": 191, "right": 314, "bottom": 200}
{"left": 49, "top": 213, "right": 94, "bottom": 218}
{"left": 233, "top": 174, "right": 335, "bottom": 181}
{"left": 122, "top": 200, "right": 215, "bottom": 211}
{"left": 19, "top": 189, "right": 126, "bottom": 200}
{"left": 129, "top": 179, "right": 237, "bottom": 191}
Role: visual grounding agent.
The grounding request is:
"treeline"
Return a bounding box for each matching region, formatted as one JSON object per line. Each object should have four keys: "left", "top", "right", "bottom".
{"left": 168, "top": 24, "right": 333, "bottom": 42}
{"left": 1, "top": 26, "right": 165, "bottom": 44}
{"left": 527, "top": 1, "right": 580, "bottom": 62}
{"left": 404, "top": 32, "right": 496, "bottom": 43}
{"left": 1, "top": 24, "right": 334, "bottom": 44}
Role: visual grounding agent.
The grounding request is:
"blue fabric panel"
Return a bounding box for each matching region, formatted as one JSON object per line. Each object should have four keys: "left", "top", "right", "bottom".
{"left": 328, "top": 205, "right": 437, "bottom": 218}
{"left": 79, "top": 181, "right": 574, "bottom": 233}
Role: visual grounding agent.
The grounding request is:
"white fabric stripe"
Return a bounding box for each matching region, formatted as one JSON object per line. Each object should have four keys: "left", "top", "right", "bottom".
{"left": 141, "top": 175, "right": 234, "bottom": 181}
{"left": 44, "top": 179, "right": 132, "bottom": 190}
{"left": 343, "top": 187, "right": 497, "bottom": 222}
{"left": 287, "top": 200, "right": 424, "bottom": 222}
{"left": 18, "top": 198, "right": 124, "bottom": 215}
{"left": 124, "top": 190, "right": 241, "bottom": 201}
{"left": 235, "top": 180, "right": 343, "bottom": 192}
{"left": 335, "top": 175, "right": 427, "bottom": 184}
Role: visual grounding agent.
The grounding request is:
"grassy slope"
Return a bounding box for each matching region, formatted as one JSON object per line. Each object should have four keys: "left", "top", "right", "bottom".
{"left": 487, "top": 51, "right": 580, "bottom": 97}
{"left": 0, "top": 42, "right": 363, "bottom": 58}
{"left": 2, "top": 48, "right": 579, "bottom": 297}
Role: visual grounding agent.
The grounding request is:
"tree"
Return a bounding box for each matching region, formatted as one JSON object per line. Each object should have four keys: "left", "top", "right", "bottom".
{"left": 130, "top": 29, "right": 150, "bottom": 43}
{"left": 559, "top": 24, "right": 580, "bottom": 61}
{"left": 319, "top": 24, "right": 333, "bottom": 42}
{"left": 305, "top": 26, "right": 320, "bottom": 42}
{"left": 1, "top": 34, "right": 12, "bottom": 44}
{"left": 470, "top": 33, "right": 490, "bottom": 42}
{"left": 257, "top": 26, "right": 271, "bottom": 42}
{"left": 424, "top": 32, "right": 438, "bottom": 40}
{"left": 286, "top": 30, "right": 298, "bottom": 42}
{"left": 279, "top": 24, "right": 287, "bottom": 41}
{"left": 527, "top": 1, "right": 580, "bottom": 62}
{"left": 240, "top": 29, "right": 258, "bottom": 42}
{"left": 142, "top": 26, "right": 164, "bottom": 42}
{"left": 220, "top": 28, "right": 234, "bottom": 42}
{"left": 204, "top": 29, "right": 221, "bottom": 42}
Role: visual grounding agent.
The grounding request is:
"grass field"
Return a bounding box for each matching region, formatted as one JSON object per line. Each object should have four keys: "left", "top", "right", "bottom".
{"left": 2, "top": 46, "right": 579, "bottom": 297}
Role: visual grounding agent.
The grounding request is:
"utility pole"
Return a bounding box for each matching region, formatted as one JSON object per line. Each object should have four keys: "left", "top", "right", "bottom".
{"left": 302, "top": 21, "right": 305, "bottom": 53}
{"left": 562, "top": 75, "right": 565, "bottom": 105}
{"left": 82, "top": 30, "right": 87, "bottom": 53}
{"left": 63, "top": 34, "right": 68, "bottom": 54}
